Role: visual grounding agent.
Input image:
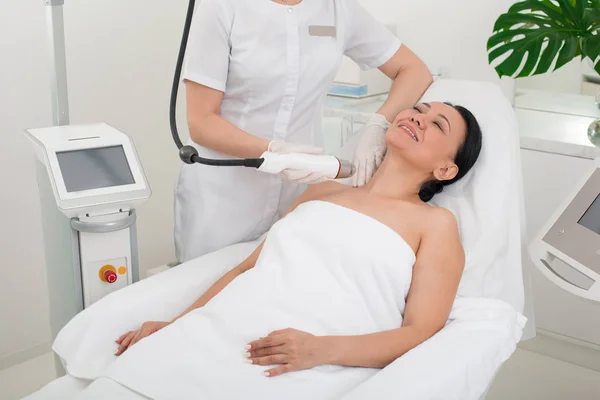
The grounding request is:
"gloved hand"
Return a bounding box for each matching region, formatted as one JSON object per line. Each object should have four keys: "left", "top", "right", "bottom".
{"left": 350, "top": 114, "right": 391, "bottom": 187}
{"left": 267, "top": 140, "right": 328, "bottom": 184}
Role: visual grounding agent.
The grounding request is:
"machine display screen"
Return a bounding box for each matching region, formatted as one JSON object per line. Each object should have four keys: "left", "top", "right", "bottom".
{"left": 578, "top": 194, "right": 600, "bottom": 235}
{"left": 57, "top": 146, "right": 135, "bottom": 192}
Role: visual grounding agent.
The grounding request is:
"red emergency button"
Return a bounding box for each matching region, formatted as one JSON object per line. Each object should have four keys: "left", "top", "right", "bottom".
{"left": 99, "top": 265, "right": 118, "bottom": 283}
{"left": 104, "top": 269, "right": 117, "bottom": 284}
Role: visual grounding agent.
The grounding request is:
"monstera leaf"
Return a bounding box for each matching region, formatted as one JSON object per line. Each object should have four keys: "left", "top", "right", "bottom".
{"left": 488, "top": 0, "right": 600, "bottom": 78}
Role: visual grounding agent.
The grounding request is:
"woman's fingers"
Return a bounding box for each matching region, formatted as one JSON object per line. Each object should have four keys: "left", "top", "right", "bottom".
{"left": 128, "top": 329, "right": 145, "bottom": 348}
{"left": 265, "top": 364, "right": 295, "bottom": 377}
{"left": 246, "top": 329, "right": 319, "bottom": 377}
{"left": 115, "top": 332, "right": 131, "bottom": 344}
{"left": 248, "top": 334, "right": 287, "bottom": 351}
{"left": 268, "top": 328, "right": 294, "bottom": 336}
{"left": 115, "top": 321, "right": 170, "bottom": 356}
{"left": 115, "top": 331, "right": 136, "bottom": 355}
{"left": 121, "top": 332, "right": 136, "bottom": 349}
{"left": 248, "top": 344, "right": 285, "bottom": 359}
{"left": 247, "top": 354, "right": 288, "bottom": 366}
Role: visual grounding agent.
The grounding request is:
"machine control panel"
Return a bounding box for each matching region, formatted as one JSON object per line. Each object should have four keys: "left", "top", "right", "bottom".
{"left": 98, "top": 264, "right": 127, "bottom": 284}
{"left": 84, "top": 257, "right": 130, "bottom": 305}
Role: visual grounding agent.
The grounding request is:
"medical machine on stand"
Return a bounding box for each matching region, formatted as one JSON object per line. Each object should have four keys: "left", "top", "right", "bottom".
{"left": 26, "top": 1, "right": 154, "bottom": 374}
{"left": 27, "top": 8, "right": 153, "bottom": 378}
{"left": 25, "top": 124, "right": 150, "bottom": 339}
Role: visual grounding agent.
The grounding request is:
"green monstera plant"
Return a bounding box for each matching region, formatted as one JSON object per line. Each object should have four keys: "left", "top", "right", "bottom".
{"left": 487, "top": 0, "right": 600, "bottom": 78}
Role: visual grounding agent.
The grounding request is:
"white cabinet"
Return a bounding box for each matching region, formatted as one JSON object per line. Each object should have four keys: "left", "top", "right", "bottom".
{"left": 521, "top": 149, "right": 600, "bottom": 345}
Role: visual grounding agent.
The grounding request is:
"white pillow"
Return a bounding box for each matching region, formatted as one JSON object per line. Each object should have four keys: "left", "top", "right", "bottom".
{"left": 424, "top": 80, "right": 524, "bottom": 312}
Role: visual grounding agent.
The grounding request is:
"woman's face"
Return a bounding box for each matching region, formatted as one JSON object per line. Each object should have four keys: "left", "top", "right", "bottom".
{"left": 385, "top": 101, "right": 467, "bottom": 182}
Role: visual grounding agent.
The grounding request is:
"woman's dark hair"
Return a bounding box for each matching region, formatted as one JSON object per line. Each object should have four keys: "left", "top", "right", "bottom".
{"left": 418, "top": 104, "right": 482, "bottom": 202}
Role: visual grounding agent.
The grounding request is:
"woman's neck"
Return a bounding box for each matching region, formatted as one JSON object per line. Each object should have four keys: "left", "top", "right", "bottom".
{"left": 363, "top": 157, "right": 427, "bottom": 201}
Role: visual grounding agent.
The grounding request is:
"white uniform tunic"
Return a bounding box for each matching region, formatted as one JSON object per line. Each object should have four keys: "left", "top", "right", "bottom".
{"left": 175, "top": 0, "right": 402, "bottom": 262}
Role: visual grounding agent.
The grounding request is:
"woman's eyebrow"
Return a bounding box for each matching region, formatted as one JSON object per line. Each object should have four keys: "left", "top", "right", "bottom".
{"left": 421, "top": 102, "right": 431, "bottom": 109}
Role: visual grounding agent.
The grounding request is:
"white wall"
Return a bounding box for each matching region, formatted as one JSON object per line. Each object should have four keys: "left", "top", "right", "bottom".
{"left": 516, "top": 59, "right": 583, "bottom": 94}
{"left": 0, "top": 0, "right": 186, "bottom": 368}
{"left": 357, "top": 0, "right": 582, "bottom": 94}
{"left": 0, "top": 0, "right": 53, "bottom": 369}
{"left": 358, "top": 0, "right": 517, "bottom": 83}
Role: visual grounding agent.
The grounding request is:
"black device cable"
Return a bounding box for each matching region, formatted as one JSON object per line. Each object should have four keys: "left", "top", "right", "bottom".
{"left": 169, "top": 0, "right": 263, "bottom": 168}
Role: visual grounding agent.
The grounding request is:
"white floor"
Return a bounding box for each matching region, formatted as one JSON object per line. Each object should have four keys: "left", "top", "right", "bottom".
{"left": 0, "top": 352, "right": 56, "bottom": 400}
{"left": 487, "top": 348, "right": 600, "bottom": 400}
{"left": 1, "top": 348, "right": 600, "bottom": 400}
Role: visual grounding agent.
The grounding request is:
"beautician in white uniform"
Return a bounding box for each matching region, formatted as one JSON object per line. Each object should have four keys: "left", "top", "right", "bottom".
{"left": 175, "top": 0, "right": 432, "bottom": 262}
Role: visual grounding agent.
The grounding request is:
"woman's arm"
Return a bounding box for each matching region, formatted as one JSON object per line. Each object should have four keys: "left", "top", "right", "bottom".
{"left": 323, "top": 208, "right": 464, "bottom": 368}
{"left": 186, "top": 81, "right": 270, "bottom": 158}
{"left": 246, "top": 208, "right": 464, "bottom": 375}
{"left": 376, "top": 45, "right": 433, "bottom": 123}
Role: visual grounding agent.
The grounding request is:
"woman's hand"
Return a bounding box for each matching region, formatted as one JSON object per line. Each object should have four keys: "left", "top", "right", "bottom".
{"left": 115, "top": 321, "right": 170, "bottom": 356}
{"left": 351, "top": 114, "right": 391, "bottom": 187}
{"left": 267, "top": 140, "right": 328, "bottom": 184}
{"left": 246, "top": 328, "right": 328, "bottom": 377}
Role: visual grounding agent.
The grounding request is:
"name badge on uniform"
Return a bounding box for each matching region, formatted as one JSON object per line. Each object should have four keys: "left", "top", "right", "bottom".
{"left": 308, "top": 25, "right": 337, "bottom": 38}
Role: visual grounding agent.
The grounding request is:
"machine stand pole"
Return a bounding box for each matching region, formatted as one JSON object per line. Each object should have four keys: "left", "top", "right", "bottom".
{"left": 44, "top": 0, "right": 70, "bottom": 126}
{"left": 43, "top": 1, "right": 71, "bottom": 375}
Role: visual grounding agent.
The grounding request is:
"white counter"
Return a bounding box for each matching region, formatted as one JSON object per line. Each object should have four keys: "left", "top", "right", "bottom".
{"left": 515, "top": 90, "right": 600, "bottom": 160}
{"left": 516, "top": 109, "right": 599, "bottom": 160}
{"left": 515, "top": 89, "right": 600, "bottom": 119}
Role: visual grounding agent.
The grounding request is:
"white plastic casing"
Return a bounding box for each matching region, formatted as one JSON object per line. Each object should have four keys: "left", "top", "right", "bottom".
{"left": 25, "top": 123, "right": 151, "bottom": 218}
{"left": 529, "top": 157, "right": 600, "bottom": 302}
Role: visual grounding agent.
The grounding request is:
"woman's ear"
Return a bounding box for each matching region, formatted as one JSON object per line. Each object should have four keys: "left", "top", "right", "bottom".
{"left": 433, "top": 163, "right": 458, "bottom": 182}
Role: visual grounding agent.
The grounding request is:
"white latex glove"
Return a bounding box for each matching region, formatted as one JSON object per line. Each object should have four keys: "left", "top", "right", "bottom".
{"left": 351, "top": 114, "right": 391, "bottom": 187}
{"left": 267, "top": 140, "right": 328, "bottom": 184}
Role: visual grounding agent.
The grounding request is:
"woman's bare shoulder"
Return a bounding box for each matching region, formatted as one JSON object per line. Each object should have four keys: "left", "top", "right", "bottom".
{"left": 419, "top": 205, "right": 459, "bottom": 235}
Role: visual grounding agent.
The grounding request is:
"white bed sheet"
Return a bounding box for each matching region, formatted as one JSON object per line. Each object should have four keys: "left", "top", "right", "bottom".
{"left": 25, "top": 239, "right": 524, "bottom": 400}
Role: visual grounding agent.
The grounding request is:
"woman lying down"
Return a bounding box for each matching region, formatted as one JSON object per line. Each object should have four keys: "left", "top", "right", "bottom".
{"left": 97, "top": 102, "right": 482, "bottom": 399}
